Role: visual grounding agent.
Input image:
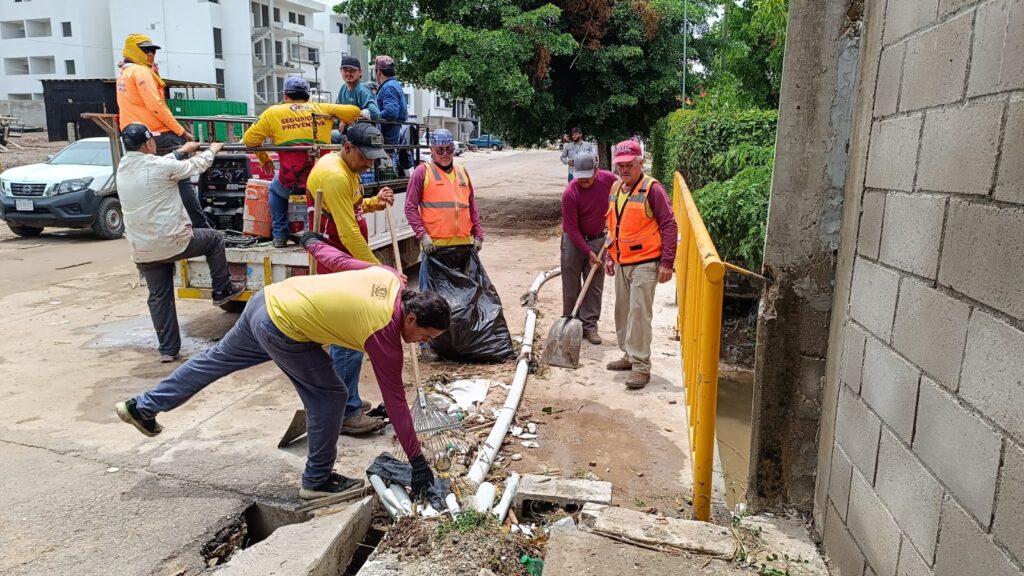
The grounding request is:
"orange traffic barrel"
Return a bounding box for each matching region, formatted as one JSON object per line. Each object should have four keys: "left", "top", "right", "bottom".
{"left": 242, "top": 179, "right": 272, "bottom": 238}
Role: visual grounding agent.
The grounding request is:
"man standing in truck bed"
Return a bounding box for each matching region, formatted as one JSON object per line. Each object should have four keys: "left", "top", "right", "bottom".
{"left": 242, "top": 77, "right": 369, "bottom": 247}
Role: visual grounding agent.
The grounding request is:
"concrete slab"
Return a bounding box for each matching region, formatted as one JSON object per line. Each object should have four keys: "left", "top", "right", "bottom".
{"left": 513, "top": 475, "right": 613, "bottom": 513}
{"left": 544, "top": 527, "right": 750, "bottom": 576}
{"left": 215, "top": 496, "right": 372, "bottom": 576}
{"left": 579, "top": 503, "right": 736, "bottom": 557}
{"left": 740, "top": 515, "right": 830, "bottom": 575}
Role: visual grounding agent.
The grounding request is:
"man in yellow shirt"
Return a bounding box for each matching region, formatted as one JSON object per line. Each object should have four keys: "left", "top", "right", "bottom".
{"left": 116, "top": 250, "right": 448, "bottom": 501}
{"left": 242, "top": 77, "right": 367, "bottom": 247}
{"left": 304, "top": 122, "right": 394, "bottom": 434}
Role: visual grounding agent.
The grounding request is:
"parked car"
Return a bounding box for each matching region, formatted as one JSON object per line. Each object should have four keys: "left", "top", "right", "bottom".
{"left": 454, "top": 140, "right": 466, "bottom": 156}
{"left": 0, "top": 137, "right": 123, "bottom": 239}
{"left": 468, "top": 134, "right": 505, "bottom": 151}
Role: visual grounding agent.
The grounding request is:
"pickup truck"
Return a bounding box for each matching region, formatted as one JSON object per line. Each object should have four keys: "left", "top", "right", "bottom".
{"left": 468, "top": 134, "right": 505, "bottom": 151}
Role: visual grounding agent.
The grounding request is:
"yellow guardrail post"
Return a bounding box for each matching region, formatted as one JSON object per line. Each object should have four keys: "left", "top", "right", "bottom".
{"left": 672, "top": 172, "right": 725, "bottom": 522}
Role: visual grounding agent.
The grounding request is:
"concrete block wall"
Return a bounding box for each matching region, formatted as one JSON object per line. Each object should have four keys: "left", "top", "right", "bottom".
{"left": 818, "top": 0, "right": 1024, "bottom": 575}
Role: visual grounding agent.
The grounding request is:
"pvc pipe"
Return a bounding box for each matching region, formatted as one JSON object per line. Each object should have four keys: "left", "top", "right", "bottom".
{"left": 389, "top": 484, "right": 413, "bottom": 516}
{"left": 492, "top": 473, "right": 520, "bottom": 524}
{"left": 473, "top": 481, "right": 497, "bottom": 513}
{"left": 369, "top": 474, "right": 402, "bottom": 518}
{"left": 445, "top": 493, "right": 462, "bottom": 518}
{"left": 466, "top": 267, "right": 561, "bottom": 487}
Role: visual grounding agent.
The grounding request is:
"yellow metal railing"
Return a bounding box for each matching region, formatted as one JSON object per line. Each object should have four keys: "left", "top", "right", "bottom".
{"left": 673, "top": 171, "right": 725, "bottom": 522}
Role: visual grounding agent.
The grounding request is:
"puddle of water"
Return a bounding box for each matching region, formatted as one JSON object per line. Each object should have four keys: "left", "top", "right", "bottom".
{"left": 79, "top": 315, "right": 220, "bottom": 355}
{"left": 716, "top": 368, "right": 754, "bottom": 510}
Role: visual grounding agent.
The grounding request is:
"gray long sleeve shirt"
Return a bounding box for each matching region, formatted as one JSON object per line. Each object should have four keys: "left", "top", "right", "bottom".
{"left": 560, "top": 140, "right": 597, "bottom": 174}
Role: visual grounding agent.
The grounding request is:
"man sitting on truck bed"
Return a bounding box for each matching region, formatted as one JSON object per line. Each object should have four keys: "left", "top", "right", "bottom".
{"left": 242, "top": 77, "right": 369, "bottom": 248}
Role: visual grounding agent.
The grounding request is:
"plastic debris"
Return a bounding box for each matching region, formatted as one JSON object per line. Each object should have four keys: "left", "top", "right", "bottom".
{"left": 511, "top": 426, "right": 524, "bottom": 437}
{"left": 552, "top": 516, "right": 576, "bottom": 530}
{"left": 510, "top": 453, "right": 523, "bottom": 461}
{"left": 526, "top": 422, "right": 537, "bottom": 434}
{"left": 521, "top": 441, "right": 540, "bottom": 449}
{"left": 518, "top": 433, "right": 538, "bottom": 440}
{"left": 446, "top": 378, "right": 492, "bottom": 409}
{"left": 520, "top": 554, "right": 544, "bottom": 576}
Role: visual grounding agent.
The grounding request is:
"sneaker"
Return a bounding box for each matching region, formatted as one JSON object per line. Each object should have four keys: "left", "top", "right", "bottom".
{"left": 299, "top": 472, "right": 364, "bottom": 500}
{"left": 341, "top": 412, "right": 386, "bottom": 435}
{"left": 583, "top": 330, "right": 602, "bottom": 345}
{"left": 606, "top": 357, "right": 632, "bottom": 371}
{"left": 159, "top": 353, "right": 181, "bottom": 363}
{"left": 273, "top": 238, "right": 288, "bottom": 248}
{"left": 212, "top": 283, "right": 246, "bottom": 306}
{"left": 115, "top": 398, "right": 163, "bottom": 437}
{"left": 625, "top": 371, "right": 651, "bottom": 389}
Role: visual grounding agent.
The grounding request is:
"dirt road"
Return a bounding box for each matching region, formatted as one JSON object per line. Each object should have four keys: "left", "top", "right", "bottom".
{"left": 0, "top": 148, "right": 698, "bottom": 575}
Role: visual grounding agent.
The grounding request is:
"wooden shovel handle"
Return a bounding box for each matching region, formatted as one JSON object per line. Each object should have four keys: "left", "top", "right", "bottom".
{"left": 385, "top": 208, "right": 422, "bottom": 387}
{"left": 309, "top": 189, "right": 324, "bottom": 276}
{"left": 569, "top": 245, "right": 607, "bottom": 319}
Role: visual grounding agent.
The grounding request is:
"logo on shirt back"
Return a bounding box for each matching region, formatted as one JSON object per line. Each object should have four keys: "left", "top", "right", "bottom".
{"left": 370, "top": 283, "right": 389, "bottom": 300}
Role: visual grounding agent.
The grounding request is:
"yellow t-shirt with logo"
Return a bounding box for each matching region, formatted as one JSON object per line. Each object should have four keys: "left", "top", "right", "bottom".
{"left": 264, "top": 267, "right": 400, "bottom": 351}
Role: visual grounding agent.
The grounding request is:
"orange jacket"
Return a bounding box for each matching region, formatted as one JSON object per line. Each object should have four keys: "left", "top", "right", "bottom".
{"left": 607, "top": 175, "right": 663, "bottom": 265}
{"left": 421, "top": 163, "right": 474, "bottom": 241}
{"left": 116, "top": 63, "right": 184, "bottom": 135}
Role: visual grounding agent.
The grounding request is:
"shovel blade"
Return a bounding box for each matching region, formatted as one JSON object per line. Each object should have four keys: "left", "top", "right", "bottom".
{"left": 542, "top": 317, "right": 584, "bottom": 369}
{"left": 277, "top": 409, "right": 307, "bottom": 448}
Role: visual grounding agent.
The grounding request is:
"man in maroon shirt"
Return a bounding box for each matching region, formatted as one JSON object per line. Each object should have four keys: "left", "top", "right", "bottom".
{"left": 560, "top": 153, "right": 617, "bottom": 344}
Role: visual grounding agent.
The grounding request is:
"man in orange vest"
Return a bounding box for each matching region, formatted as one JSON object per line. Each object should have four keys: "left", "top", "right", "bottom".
{"left": 404, "top": 128, "right": 484, "bottom": 359}
{"left": 116, "top": 33, "right": 207, "bottom": 229}
{"left": 604, "top": 140, "right": 678, "bottom": 389}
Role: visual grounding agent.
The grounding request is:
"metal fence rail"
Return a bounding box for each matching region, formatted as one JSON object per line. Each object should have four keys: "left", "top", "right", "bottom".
{"left": 673, "top": 171, "right": 725, "bottom": 522}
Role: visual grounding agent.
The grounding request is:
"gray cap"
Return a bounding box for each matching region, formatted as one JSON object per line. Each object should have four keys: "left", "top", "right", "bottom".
{"left": 346, "top": 123, "right": 388, "bottom": 160}
{"left": 573, "top": 153, "right": 597, "bottom": 179}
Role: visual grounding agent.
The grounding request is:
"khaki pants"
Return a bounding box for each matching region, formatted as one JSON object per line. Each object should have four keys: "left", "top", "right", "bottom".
{"left": 613, "top": 261, "right": 658, "bottom": 374}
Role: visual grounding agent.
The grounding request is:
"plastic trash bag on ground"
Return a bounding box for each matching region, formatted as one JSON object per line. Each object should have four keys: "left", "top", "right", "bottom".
{"left": 367, "top": 452, "right": 450, "bottom": 511}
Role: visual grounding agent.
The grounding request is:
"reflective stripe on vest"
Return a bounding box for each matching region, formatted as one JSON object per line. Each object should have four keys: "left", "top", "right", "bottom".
{"left": 421, "top": 163, "right": 473, "bottom": 239}
{"left": 607, "top": 175, "right": 663, "bottom": 265}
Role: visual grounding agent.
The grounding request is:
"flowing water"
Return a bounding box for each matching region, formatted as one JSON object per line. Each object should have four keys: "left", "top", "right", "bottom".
{"left": 716, "top": 368, "right": 754, "bottom": 510}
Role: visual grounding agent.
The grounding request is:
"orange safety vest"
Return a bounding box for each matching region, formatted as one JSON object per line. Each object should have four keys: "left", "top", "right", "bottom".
{"left": 607, "top": 175, "right": 663, "bottom": 265}
{"left": 420, "top": 163, "right": 474, "bottom": 240}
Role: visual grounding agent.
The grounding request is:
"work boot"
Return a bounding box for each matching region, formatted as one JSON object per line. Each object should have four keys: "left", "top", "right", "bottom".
{"left": 299, "top": 472, "right": 364, "bottom": 500}
{"left": 583, "top": 330, "right": 602, "bottom": 345}
{"left": 273, "top": 238, "right": 288, "bottom": 248}
{"left": 625, "top": 371, "right": 651, "bottom": 389}
{"left": 159, "top": 353, "right": 181, "bottom": 363}
{"left": 341, "top": 412, "right": 386, "bottom": 435}
{"left": 361, "top": 400, "right": 372, "bottom": 413}
{"left": 212, "top": 283, "right": 246, "bottom": 306}
{"left": 606, "top": 357, "right": 632, "bottom": 371}
{"left": 115, "top": 398, "right": 163, "bottom": 437}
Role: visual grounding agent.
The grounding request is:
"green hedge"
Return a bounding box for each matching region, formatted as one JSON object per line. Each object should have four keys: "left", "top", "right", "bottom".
{"left": 650, "top": 108, "right": 778, "bottom": 190}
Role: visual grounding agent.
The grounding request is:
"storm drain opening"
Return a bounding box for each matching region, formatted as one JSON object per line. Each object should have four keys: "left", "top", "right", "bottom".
{"left": 342, "top": 526, "right": 386, "bottom": 575}
{"left": 202, "top": 501, "right": 313, "bottom": 567}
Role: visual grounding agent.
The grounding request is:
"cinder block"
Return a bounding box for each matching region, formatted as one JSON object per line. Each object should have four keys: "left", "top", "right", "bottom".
{"left": 825, "top": 503, "right": 866, "bottom": 576}
{"left": 875, "top": 44, "right": 906, "bottom": 117}
{"left": 829, "top": 445, "right": 854, "bottom": 520}
{"left": 939, "top": 200, "right": 1024, "bottom": 319}
{"left": 914, "top": 378, "right": 1001, "bottom": 524}
{"left": 847, "top": 471, "right": 901, "bottom": 576}
{"left": 993, "top": 442, "right": 1024, "bottom": 562}
{"left": 884, "top": 0, "right": 939, "bottom": 44}
{"left": 840, "top": 324, "right": 867, "bottom": 392}
{"left": 849, "top": 258, "right": 901, "bottom": 342}
{"left": 866, "top": 115, "right": 923, "bottom": 191}
{"left": 858, "top": 191, "right": 887, "bottom": 259}
{"left": 835, "top": 385, "right": 882, "bottom": 478}
{"left": 960, "top": 311, "right": 1024, "bottom": 444}
{"left": 897, "top": 534, "right": 933, "bottom": 576}
{"left": 918, "top": 100, "right": 1004, "bottom": 195}
{"left": 875, "top": 428, "right": 943, "bottom": 562}
{"left": 968, "top": 0, "right": 1024, "bottom": 96}
{"left": 934, "top": 498, "right": 1019, "bottom": 576}
{"left": 891, "top": 279, "right": 970, "bottom": 390}
{"left": 861, "top": 338, "right": 920, "bottom": 442}
{"left": 900, "top": 12, "right": 972, "bottom": 111}
{"left": 879, "top": 193, "right": 946, "bottom": 277}
{"left": 995, "top": 98, "right": 1024, "bottom": 205}
{"left": 514, "top": 475, "right": 612, "bottom": 513}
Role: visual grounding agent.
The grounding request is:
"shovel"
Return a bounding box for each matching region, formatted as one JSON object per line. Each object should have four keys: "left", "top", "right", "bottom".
{"left": 543, "top": 246, "right": 606, "bottom": 369}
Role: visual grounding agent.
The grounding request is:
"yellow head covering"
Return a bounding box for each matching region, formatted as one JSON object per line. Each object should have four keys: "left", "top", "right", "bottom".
{"left": 122, "top": 33, "right": 165, "bottom": 88}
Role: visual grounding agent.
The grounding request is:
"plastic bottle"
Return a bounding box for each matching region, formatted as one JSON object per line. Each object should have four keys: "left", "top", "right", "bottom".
{"left": 520, "top": 555, "right": 544, "bottom": 576}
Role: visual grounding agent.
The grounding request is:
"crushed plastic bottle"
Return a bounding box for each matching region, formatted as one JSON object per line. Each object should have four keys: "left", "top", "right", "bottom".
{"left": 520, "top": 554, "right": 544, "bottom": 576}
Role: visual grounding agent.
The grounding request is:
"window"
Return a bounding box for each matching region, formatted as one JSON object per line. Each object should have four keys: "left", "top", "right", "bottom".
{"left": 288, "top": 11, "right": 296, "bottom": 24}
{"left": 212, "top": 27, "right": 223, "bottom": 59}
{"left": 24, "top": 18, "right": 50, "bottom": 38}
{"left": 1, "top": 20, "right": 26, "bottom": 39}
{"left": 28, "top": 55, "right": 55, "bottom": 74}
{"left": 336, "top": 22, "right": 344, "bottom": 34}
{"left": 297, "top": 14, "right": 306, "bottom": 26}
{"left": 3, "top": 57, "right": 29, "bottom": 75}
{"left": 307, "top": 47, "right": 317, "bottom": 63}
{"left": 275, "top": 40, "right": 283, "bottom": 64}
{"left": 61, "top": 21, "right": 71, "bottom": 37}
{"left": 64, "top": 59, "right": 74, "bottom": 75}
{"left": 435, "top": 95, "right": 448, "bottom": 109}
{"left": 273, "top": 7, "right": 280, "bottom": 22}
{"left": 215, "top": 68, "right": 225, "bottom": 99}
{"left": 209, "top": 0, "right": 219, "bottom": 3}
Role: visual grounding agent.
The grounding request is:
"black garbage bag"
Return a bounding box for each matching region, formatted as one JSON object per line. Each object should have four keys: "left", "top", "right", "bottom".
{"left": 367, "top": 452, "right": 450, "bottom": 511}
{"left": 424, "top": 245, "right": 515, "bottom": 362}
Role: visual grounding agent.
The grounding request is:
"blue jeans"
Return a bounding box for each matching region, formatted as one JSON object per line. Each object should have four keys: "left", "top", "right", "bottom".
{"left": 329, "top": 345, "right": 364, "bottom": 419}
{"left": 134, "top": 292, "right": 348, "bottom": 488}
{"left": 268, "top": 177, "right": 292, "bottom": 241}
{"left": 568, "top": 172, "right": 574, "bottom": 183}
{"left": 419, "top": 251, "right": 429, "bottom": 292}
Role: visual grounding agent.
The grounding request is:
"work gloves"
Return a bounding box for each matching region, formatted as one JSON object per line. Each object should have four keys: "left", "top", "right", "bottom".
{"left": 359, "top": 108, "right": 372, "bottom": 121}
{"left": 299, "top": 230, "right": 325, "bottom": 249}
{"left": 409, "top": 454, "right": 435, "bottom": 500}
{"left": 474, "top": 237, "right": 483, "bottom": 252}
{"left": 420, "top": 235, "right": 437, "bottom": 254}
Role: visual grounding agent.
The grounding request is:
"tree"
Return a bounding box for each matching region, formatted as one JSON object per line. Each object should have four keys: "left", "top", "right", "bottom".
{"left": 337, "top": 0, "right": 705, "bottom": 148}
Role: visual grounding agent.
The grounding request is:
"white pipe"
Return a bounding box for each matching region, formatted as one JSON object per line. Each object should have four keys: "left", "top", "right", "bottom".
{"left": 492, "top": 473, "right": 520, "bottom": 524}
{"left": 445, "top": 493, "right": 462, "bottom": 518}
{"left": 369, "top": 474, "right": 402, "bottom": 518}
{"left": 473, "top": 481, "right": 497, "bottom": 513}
{"left": 389, "top": 484, "right": 413, "bottom": 516}
{"left": 467, "top": 267, "right": 561, "bottom": 486}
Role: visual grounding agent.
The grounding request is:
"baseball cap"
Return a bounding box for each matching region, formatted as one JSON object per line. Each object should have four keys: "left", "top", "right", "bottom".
{"left": 374, "top": 55, "right": 396, "bottom": 75}
{"left": 570, "top": 127, "right": 581, "bottom": 133}
{"left": 340, "top": 55, "right": 361, "bottom": 70}
{"left": 346, "top": 123, "right": 388, "bottom": 160}
{"left": 613, "top": 140, "right": 643, "bottom": 164}
{"left": 573, "top": 153, "right": 597, "bottom": 179}
{"left": 429, "top": 129, "right": 453, "bottom": 146}
{"left": 283, "top": 76, "right": 310, "bottom": 93}
{"left": 136, "top": 37, "right": 161, "bottom": 50}
{"left": 121, "top": 123, "right": 153, "bottom": 148}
